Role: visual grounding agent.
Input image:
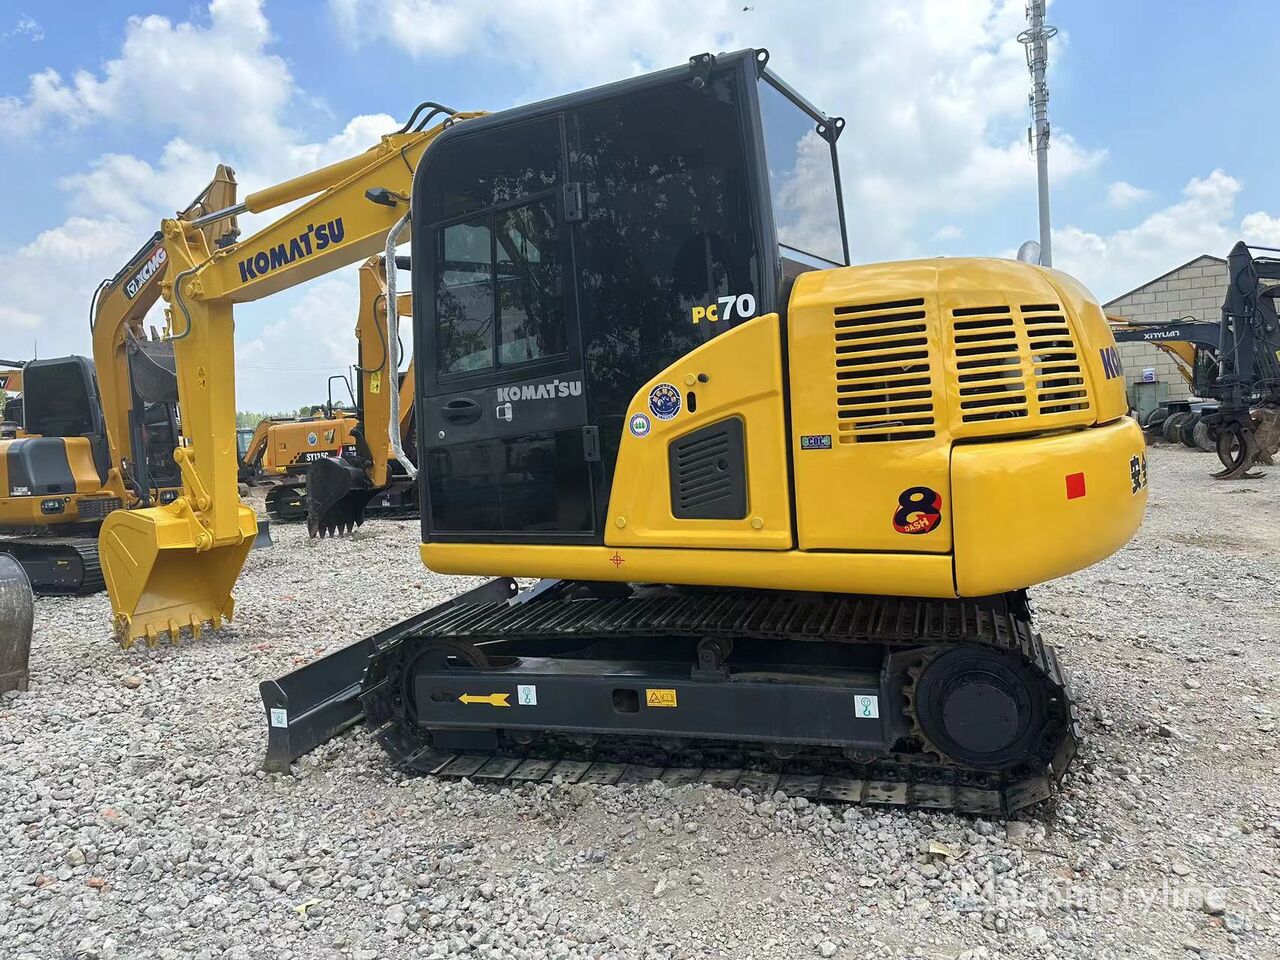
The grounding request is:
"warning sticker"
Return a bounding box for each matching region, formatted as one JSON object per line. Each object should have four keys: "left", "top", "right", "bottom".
{"left": 517, "top": 684, "right": 537, "bottom": 706}
{"left": 645, "top": 688, "right": 678, "bottom": 708}
{"left": 854, "top": 694, "right": 880, "bottom": 719}
{"left": 269, "top": 708, "right": 288, "bottom": 728}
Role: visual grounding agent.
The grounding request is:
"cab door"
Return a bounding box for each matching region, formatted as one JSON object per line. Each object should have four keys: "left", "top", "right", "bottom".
{"left": 415, "top": 116, "right": 597, "bottom": 542}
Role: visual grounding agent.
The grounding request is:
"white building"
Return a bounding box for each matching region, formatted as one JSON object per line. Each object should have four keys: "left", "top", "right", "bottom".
{"left": 1102, "top": 254, "right": 1226, "bottom": 401}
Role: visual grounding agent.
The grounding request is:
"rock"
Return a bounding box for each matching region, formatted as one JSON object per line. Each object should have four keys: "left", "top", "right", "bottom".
{"left": 817, "top": 941, "right": 838, "bottom": 958}
{"left": 1201, "top": 889, "right": 1226, "bottom": 915}
{"left": 122, "top": 676, "right": 143, "bottom": 690}
{"left": 66, "top": 847, "right": 87, "bottom": 867}
{"left": 1025, "top": 924, "right": 1049, "bottom": 946}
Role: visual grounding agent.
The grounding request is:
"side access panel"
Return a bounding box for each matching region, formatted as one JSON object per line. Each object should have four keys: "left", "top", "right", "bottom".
{"left": 606, "top": 315, "right": 791, "bottom": 550}
{"left": 787, "top": 265, "right": 953, "bottom": 553}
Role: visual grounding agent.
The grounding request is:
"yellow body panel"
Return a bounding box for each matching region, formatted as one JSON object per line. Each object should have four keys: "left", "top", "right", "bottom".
{"left": 423, "top": 542, "right": 956, "bottom": 597}
{"left": 606, "top": 314, "right": 792, "bottom": 550}
{"left": 787, "top": 265, "right": 953, "bottom": 553}
{"left": 952, "top": 417, "right": 1147, "bottom": 596}
{"left": 260, "top": 416, "right": 358, "bottom": 476}
{"left": 422, "top": 257, "right": 1144, "bottom": 601}
{"left": 0, "top": 436, "right": 118, "bottom": 526}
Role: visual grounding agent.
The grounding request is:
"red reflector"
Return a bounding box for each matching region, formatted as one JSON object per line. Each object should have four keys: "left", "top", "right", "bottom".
{"left": 1065, "top": 472, "right": 1086, "bottom": 500}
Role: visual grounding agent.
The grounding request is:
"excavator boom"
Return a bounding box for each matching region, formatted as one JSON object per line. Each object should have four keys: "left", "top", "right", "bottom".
{"left": 99, "top": 108, "right": 483, "bottom": 646}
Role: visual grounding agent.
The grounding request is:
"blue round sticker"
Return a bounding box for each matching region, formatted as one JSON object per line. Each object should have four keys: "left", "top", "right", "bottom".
{"left": 306, "top": 432, "right": 318, "bottom": 446}
{"left": 628, "top": 412, "right": 651, "bottom": 438}
{"left": 648, "top": 383, "right": 682, "bottom": 421}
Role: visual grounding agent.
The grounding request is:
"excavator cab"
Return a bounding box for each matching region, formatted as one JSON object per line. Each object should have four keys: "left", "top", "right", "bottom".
{"left": 412, "top": 51, "right": 841, "bottom": 545}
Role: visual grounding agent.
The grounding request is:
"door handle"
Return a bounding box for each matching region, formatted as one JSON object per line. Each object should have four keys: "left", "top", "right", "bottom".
{"left": 440, "top": 397, "right": 482, "bottom": 424}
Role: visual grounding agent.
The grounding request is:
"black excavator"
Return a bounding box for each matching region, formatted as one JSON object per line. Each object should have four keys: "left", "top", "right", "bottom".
{"left": 1198, "top": 241, "right": 1280, "bottom": 478}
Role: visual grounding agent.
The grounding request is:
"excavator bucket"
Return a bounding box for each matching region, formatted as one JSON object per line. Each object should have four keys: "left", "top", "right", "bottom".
{"left": 0, "top": 554, "right": 34, "bottom": 694}
{"left": 98, "top": 503, "right": 259, "bottom": 647}
{"left": 306, "top": 456, "right": 377, "bottom": 538}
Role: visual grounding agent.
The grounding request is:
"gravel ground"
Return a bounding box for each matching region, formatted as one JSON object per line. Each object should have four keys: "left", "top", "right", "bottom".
{"left": 2, "top": 444, "right": 1278, "bottom": 960}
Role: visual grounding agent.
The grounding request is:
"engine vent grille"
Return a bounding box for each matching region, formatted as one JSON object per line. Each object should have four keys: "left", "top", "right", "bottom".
{"left": 1021, "top": 303, "right": 1089, "bottom": 415}
{"left": 833, "top": 297, "right": 936, "bottom": 443}
{"left": 950, "top": 302, "right": 1089, "bottom": 425}
{"left": 952, "top": 305, "right": 1028, "bottom": 424}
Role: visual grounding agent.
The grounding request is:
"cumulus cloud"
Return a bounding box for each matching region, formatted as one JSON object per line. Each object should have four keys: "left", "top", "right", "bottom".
{"left": 1055, "top": 170, "right": 1280, "bottom": 300}
{"left": 0, "top": 0, "right": 291, "bottom": 146}
{"left": 1106, "top": 180, "right": 1153, "bottom": 209}
{"left": 0, "top": 1, "right": 408, "bottom": 408}
{"left": 327, "top": 0, "right": 1102, "bottom": 262}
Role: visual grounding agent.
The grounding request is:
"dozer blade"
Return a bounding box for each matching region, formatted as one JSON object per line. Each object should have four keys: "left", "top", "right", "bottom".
{"left": 99, "top": 503, "right": 259, "bottom": 648}
{"left": 306, "top": 456, "right": 377, "bottom": 539}
{"left": 0, "top": 554, "right": 34, "bottom": 694}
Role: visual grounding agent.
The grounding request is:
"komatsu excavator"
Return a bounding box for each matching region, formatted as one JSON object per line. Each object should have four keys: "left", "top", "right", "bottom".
{"left": 0, "top": 168, "right": 239, "bottom": 596}
{"left": 106, "top": 52, "right": 1145, "bottom": 814}
{"left": 305, "top": 255, "right": 420, "bottom": 538}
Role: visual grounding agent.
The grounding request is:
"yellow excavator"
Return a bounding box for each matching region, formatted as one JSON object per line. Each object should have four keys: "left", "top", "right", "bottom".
{"left": 1, "top": 362, "right": 24, "bottom": 437}
{"left": 305, "top": 254, "right": 419, "bottom": 537}
{"left": 0, "top": 169, "right": 238, "bottom": 594}
{"left": 107, "top": 53, "right": 1145, "bottom": 814}
{"left": 237, "top": 406, "right": 359, "bottom": 522}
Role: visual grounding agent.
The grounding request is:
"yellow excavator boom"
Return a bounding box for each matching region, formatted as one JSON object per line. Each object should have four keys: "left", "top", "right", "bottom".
{"left": 91, "top": 166, "right": 240, "bottom": 506}
{"left": 99, "top": 110, "right": 482, "bottom": 646}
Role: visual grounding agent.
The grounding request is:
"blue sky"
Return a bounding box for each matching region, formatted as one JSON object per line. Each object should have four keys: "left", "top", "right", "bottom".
{"left": 1, "top": 0, "right": 1277, "bottom": 410}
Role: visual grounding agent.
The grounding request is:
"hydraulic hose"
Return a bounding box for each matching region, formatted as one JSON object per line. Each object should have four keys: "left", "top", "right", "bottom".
{"left": 385, "top": 211, "right": 418, "bottom": 480}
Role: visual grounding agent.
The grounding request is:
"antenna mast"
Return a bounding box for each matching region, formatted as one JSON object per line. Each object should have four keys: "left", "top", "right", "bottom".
{"left": 1019, "top": 1, "right": 1058, "bottom": 267}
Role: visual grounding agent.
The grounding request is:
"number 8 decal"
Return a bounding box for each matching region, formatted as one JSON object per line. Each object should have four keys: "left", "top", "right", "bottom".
{"left": 893, "top": 486, "right": 942, "bottom": 535}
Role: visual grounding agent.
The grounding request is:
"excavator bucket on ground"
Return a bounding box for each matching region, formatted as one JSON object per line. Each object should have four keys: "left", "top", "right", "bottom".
{"left": 0, "top": 554, "right": 34, "bottom": 693}
{"left": 305, "top": 456, "right": 377, "bottom": 538}
{"left": 98, "top": 502, "right": 258, "bottom": 647}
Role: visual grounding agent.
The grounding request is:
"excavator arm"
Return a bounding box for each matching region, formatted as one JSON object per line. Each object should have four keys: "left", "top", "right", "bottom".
{"left": 99, "top": 109, "right": 481, "bottom": 646}
{"left": 91, "top": 166, "right": 240, "bottom": 505}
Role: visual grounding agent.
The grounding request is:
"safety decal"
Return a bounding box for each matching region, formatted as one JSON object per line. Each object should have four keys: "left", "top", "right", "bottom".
{"left": 369, "top": 371, "right": 381, "bottom": 394}
{"left": 269, "top": 708, "right": 288, "bottom": 729}
{"left": 10, "top": 485, "right": 30, "bottom": 497}
{"left": 893, "top": 486, "right": 942, "bottom": 535}
{"left": 648, "top": 383, "right": 682, "bottom": 421}
{"left": 1129, "top": 453, "right": 1148, "bottom": 495}
{"left": 800, "top": 434, "right": 832, "bottom": 450}
{"left": 517, "top": 684, "right": 538, "bottom": 706}
{"left": 306, "top": 432, "right": 318, "bottom": 446}
{"left": 628, "top": 412, "right": 652, "bottom": 438}
{"left": 855, "top": 694, "right": 880, "bottom": 719}
{"left": 324, "top": 429, "right": 336, "bottom": 444}
{"left": 646, "top": 688, "right": 678, "bottom": 708}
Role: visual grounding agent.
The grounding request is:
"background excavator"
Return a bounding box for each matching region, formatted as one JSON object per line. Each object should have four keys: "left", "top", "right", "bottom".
{"left": 1109, "top": 241, "right": 1280, "bottom": 479}
{"left": 1, "top": 361, "right": 24, "bottom": 437}
{"left": 236, "top": 404, "right": 359, "bottom": 522}
{"left": 105, "top": 52, "right": 1144, "bottom": 814}
{"left": 1198, "top": 241, "right": 1280, "bottom": 478}
{"left": 305, "top": 254, "right": 420, "bottom": 538}
{"left": 0, "top": 168, "right": 239, "bottom": 595}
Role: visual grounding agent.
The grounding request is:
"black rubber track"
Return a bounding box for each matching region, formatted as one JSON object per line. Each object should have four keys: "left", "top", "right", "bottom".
{"left": 361, "top": 589, "right": 1081, "bottom": 816}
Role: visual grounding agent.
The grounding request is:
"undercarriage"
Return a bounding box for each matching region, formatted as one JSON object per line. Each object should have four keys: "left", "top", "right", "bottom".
{"left": 263, "top": 578, "right": 1080, "bottom": 816}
